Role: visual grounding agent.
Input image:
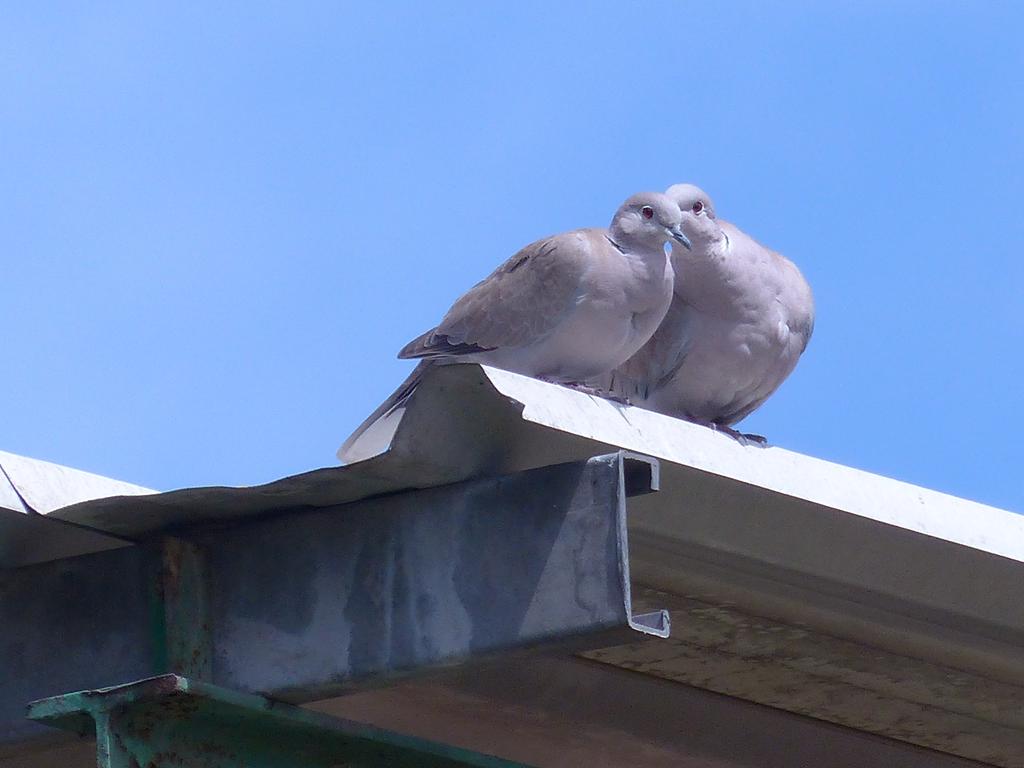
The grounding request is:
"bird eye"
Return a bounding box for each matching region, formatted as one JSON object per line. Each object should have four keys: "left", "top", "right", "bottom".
{"left": 692, "top": 201, "right": 704, "bottom": 214}
{"left": 641, "top": 206, "right": 654, "bottom": 219}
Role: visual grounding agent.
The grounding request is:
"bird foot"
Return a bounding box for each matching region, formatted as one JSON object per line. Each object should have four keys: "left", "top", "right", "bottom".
{"left": 539, "top": 377, "right": 632, "bottom": 406}
{"left": 565, "top": 382, "right": 633, "bottom": 406}
{"left": 710, "top": 423, "right": 768, "bottom": 447}
{"left": 598, "top": 390, "right": 633, "bottom": 406}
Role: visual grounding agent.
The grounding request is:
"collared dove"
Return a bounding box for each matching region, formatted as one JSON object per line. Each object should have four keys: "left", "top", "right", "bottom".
{"left": 602, "top": 184, "right": 814, "bottom": 443}
{"left": 338, "top": 191, "right": 692, "bottom": 463}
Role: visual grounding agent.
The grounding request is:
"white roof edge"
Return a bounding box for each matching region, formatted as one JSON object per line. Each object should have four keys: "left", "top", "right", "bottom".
{"left": 23, "top": 364, "right": 1022, "bottom": 574}
{"left": 0, "top": 450, "right": 156, "bottom": 516}
{"left": 0, "top": 465, "right": 29, "bottom": 513}
{"left": 472, "top": 366, "right": 1024, "bottom": 564}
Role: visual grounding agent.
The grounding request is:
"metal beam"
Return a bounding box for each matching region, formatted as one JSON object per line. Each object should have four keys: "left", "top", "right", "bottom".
{"left": 0, "top": 509, "right": 130, "bottom": 569}
{"left": 2, "top": 452, "right": 667, "bottom": 748}
{"left": 27, "top": 674, "right": 526, "bottom": 767}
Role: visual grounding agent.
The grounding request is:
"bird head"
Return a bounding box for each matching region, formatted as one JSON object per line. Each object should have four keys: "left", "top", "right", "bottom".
{"left": 611, "top": 192, "right": 692, "bottom": 251}
{"left": 665, "top": 184, "right": 721, "bottom": 252}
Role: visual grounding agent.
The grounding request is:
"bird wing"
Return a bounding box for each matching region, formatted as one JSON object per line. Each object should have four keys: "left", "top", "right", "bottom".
{"left": 604, "top": 295, "right": 696, "bottom": 401}
{"left": 399, "top": 230, "right": 593, "bottom": 358}
{"left": 761, "top": 240, "right": 815, "bottom": 355}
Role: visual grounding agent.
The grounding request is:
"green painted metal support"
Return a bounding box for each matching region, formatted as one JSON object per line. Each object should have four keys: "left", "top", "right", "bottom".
{"left": 146, "top": 536, "right": 214, "bottom": 680}
{"left": 155, "top": 537, "right": 212, "bottom": 679}
{"left": 27, "top": 675, "right": 530, "bottom": 768}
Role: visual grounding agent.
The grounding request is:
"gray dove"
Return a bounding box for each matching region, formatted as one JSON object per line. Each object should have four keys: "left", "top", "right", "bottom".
{"left": 603, "top": 184, "right": 814, "bottom": 443}
{"left": 338, "top": 191, "right": 692, "bottom": 462}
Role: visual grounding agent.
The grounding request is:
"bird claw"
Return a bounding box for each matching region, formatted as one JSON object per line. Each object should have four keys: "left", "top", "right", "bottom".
{"left": 711, "top": 423, "right": 768, "bottom": 447}
{"left": 565, "top": 382, "right": 631, "bottom": 406}
{"left": 604, "top": 392, "right": 633, "bottom": 406}
{"left": 545, "top": 379, "right": 632, "bottom": 406}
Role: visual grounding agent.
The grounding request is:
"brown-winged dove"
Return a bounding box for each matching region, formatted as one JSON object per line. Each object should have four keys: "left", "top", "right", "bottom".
{"left": 338, "top": 191, "right": 691, "bottom": 462}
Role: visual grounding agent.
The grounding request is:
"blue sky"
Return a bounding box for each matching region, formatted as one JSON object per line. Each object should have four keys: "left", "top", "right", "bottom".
{"left": 3, "top": 4, "right": 1022, "bottom": 513}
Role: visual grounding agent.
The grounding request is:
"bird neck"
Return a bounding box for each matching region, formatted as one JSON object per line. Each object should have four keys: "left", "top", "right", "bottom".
{"left": 610, "top": 239, "right": 670, "bottom": 289}
{"left": 691, "top": 217, "right": 729, "bottom": 250}
{"left": 605, "top": 234, "right": 628, "bottom": 255}
{"left": 607, "top": 223, "right": 666, "bottom": 260}
{"left": 672, "top": 226, "right": 744, "bottom": 303}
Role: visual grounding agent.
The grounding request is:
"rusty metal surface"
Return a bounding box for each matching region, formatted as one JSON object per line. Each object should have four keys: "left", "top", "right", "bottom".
{"left": 158, "top": 538, "right": 212, "bottom": 680}
{"left": 27, "top": 675, "right": 527, "bottom": 767}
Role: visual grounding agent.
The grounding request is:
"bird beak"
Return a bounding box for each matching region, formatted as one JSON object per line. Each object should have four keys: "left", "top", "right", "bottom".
{"left": 669, "top": 227, "right": 692, "bottom": 250}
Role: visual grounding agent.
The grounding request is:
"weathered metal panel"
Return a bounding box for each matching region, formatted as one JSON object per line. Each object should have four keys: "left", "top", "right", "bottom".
{"left": 201, "top": 452, "right": 665, "bottom": 699}
{"left": 8, "top": 361, "right": 1024, "bottom": 764}
{"left": 0, "top": 510, "right": 130, "bottom": 569}
{"left": 582, "top": 587, "right": 1024, "bottom": 768}
{"left": 27, "top": 675, "right": 528, "bottom": 767}
{"left": 0, "top": 546, "right": 155, "bottom": 745}
{"left": 313, "top": 655, "right": 990, "bottom": 768}
{"left": 2, "top": 452, "right": 666, "bottom": 751}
